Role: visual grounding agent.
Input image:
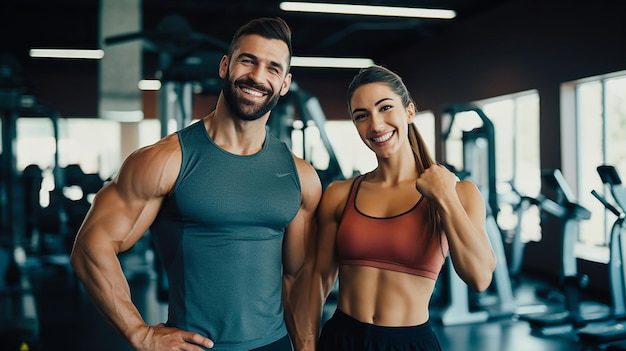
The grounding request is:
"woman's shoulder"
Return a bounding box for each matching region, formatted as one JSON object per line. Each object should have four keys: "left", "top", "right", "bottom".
{"left": 321, "top": 175, "right": 361, "bottom": 204}
{"left": 327, "top": 174, "right": 362, "bottom": 193}
{"left": 455, "top": 179, "right": 486, "bottom": 209}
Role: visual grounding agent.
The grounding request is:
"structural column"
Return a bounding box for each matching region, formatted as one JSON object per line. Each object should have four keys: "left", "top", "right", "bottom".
{"left": 99, "top": 0, "right": 142, "bottom": 161}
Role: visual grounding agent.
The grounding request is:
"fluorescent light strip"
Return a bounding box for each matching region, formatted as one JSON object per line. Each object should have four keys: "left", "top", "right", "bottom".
{"left": 29, "top": 49, "right": 104, "bottom": 59}
{"left": 280, "top": 2, "right": 456, "bottom": 19}
{"left": 138, "top": 80, "right": 162, "bottom": 91}
{"left": 292, "top": 56, "right": 374, "bottom": 68}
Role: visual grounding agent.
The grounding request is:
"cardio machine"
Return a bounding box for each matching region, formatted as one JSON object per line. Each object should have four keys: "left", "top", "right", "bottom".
{"left": 503, "top": 182, "right": 564, "bottom": 281}
{"left": 520, "top": 169, "right": 612, "bottom": 335}
{"left": 576, "top": 165, "right": 626, "bottom": 347}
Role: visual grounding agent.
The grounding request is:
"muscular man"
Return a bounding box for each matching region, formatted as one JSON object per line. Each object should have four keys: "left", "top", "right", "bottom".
{"left": 70, "top": 17, "right": 321, "bottom": 351}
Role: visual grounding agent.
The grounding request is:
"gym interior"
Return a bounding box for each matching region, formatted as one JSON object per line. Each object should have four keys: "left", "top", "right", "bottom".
{"left": 2, "top": 0, "right": 626, "bottom": 350}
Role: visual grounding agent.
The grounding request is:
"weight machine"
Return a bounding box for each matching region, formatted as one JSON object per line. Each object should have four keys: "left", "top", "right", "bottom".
{"left": 437, "top": 103, "right": 521, "bottom": 325}
{"left": 271, "top": 83, "right": 344, "bottom": 189}
{"left": 105, "top": 13, "right": 228, "bottom": 138}
{"left": 0, "top": 53, "right": 64, "bottom": 350}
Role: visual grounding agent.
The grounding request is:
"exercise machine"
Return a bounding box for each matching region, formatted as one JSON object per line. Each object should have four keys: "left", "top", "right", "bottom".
{"left": 271, "top": 83, "right": 345, "bottom": 189}
{"left": 502, "top": 183, "right": 563, "bottom": 281}
{"left": 520, "top": 169, "right": 612, "bottom": 335}
{"left": 576, "top": 165, "right": 626, "bottom": 348}
{"left": 0, "top": 54, "right": 49, "bottom": 350}
{"left": 437, "top": 103, "right": 537, "bottom": 325}
{"left": 105, "top": 13, "right": 229, "bottom": 138}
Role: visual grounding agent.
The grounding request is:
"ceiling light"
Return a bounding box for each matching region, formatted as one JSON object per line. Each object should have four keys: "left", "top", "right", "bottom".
{"left": 291, "top": 56, "right": 374, "bottom": 68}
{"left": 29, "top": 49, "right": 105, "bottom": 60}
{"left": 280, "top": 2, "right": 456, "bottom": 19}
{"left": 138, "top": 79, "right": 162, "bottom": 91}
{"left": 101, "top": 110, "right": 144, "bottom": 122}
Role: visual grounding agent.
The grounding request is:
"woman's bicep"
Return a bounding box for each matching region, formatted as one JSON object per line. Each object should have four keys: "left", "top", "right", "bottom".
{"left": 456, "top": 181, "right": 488, "bottom": 234}
{"left": 315, "top": 183, "right": 347, "bottom": 294}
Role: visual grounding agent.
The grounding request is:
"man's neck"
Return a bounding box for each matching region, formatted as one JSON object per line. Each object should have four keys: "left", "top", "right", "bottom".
{"left": 205, "top": 95, "right": 269, "bottom": 155}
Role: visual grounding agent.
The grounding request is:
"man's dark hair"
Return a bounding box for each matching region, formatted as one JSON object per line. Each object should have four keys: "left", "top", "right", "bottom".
{"left": 227, "top": 17, "right": 292, "bottom": 68}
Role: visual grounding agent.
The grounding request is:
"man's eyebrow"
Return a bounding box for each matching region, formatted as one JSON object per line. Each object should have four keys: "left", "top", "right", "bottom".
{"left": 237, "top": 53, "right": 257, "bottom": 61}
{"left": 269, "top": 60, "right": 285, "bottom": 71}
{"left": 238, "top": 52, "right": 285, "bottom": 71}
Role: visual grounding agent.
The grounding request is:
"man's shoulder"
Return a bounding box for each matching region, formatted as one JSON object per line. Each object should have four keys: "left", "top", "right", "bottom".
{"left": 122, "top": 134, "right": 182, "bottom": 182}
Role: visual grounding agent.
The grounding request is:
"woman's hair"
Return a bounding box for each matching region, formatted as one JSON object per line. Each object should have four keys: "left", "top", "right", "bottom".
{"left": 227, "top": 17, "right": 292, "bottom": 70}
{"left": 347, "top": 65, "right": 441, "bottom": 240}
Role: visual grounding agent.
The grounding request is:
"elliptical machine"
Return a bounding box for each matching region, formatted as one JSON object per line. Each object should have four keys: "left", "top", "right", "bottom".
{"left": 576, "top": 165, "right": 626, "bottom": 347}
{"left": 520, "top": 169, "right": 612, "bottom": 335}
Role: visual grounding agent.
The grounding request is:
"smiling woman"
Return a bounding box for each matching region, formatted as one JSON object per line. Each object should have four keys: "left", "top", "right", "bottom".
{"left": 312, "top": 65, "right": 496, "bottom": 351}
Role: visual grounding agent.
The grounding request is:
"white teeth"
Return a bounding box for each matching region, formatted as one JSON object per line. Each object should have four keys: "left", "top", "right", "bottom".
{"left": 241, "top": 88, "right": 263, "bottom": 97}
{"left": 372, "top": 131, "right": 393, "bottom": 143}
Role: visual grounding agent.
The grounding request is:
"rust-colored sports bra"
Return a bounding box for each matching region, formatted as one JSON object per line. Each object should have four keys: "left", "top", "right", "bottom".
{"left": 336, "top": 175, "right": 449, "bottom": 280}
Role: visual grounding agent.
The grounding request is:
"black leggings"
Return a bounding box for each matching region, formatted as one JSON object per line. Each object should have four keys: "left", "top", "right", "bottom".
{"left": 318, "top": 309, "right": 442, "bottom": 351}
{"left": 251, "top": 334, "right": 292, "bottom": 351}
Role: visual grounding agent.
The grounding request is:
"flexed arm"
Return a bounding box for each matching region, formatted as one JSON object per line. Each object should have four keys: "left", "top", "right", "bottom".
{"left": 70, "top": 136, "right": 214, "bottom": 350}
{"left": 415, "top": 164, "right": 496, "bottom": 292}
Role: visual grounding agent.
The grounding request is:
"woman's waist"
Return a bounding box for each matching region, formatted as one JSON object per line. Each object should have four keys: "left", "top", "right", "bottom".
{"left": 336, "top": 265, "right": 434, "bottom": 326}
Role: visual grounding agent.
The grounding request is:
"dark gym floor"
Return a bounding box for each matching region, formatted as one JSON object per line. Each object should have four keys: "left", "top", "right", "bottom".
{"left": 2, "top": 244, "right": 620, "bottom": 351}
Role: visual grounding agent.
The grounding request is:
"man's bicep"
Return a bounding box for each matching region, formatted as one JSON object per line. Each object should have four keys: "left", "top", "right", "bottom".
{"left": 93, "top": 143, "right": 178, "bottom": 251}
{"left": 77, "top": 142, "right": 175, "bottom": 251}
{"left": 76, "top": 180, "right": 159, "bottom": 253}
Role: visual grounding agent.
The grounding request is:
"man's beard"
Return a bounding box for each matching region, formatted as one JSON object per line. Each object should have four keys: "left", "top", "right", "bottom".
{"left": 223, "top": 72, "right": 282, "bottom": 121}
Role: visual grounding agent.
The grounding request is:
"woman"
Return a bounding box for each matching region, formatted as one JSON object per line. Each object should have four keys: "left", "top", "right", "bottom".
{"left": 313, "top": 65, "right": 497, "bottom": 350}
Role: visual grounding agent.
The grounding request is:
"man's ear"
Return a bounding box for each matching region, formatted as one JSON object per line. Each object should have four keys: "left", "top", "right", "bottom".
{"left": 218, "top": 55, "right": 229, "bottom": 79}
{"left": 280, "top": 73, "right": 292, "bottom": 96}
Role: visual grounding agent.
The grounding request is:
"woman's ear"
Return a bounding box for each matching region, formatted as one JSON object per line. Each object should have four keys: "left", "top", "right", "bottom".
{"left": 407, "top": 102, "right": 416, "bottom": 123}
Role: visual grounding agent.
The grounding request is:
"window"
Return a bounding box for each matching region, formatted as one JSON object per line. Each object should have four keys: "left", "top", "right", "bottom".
{"left": 564, "top": 71, "right": 626, "bottom": 260}
{"left": 442, "top": 91, "right": 541, "bottom": 243}
{"left": 14, "top": 117, "right": 122, "bottom": 206}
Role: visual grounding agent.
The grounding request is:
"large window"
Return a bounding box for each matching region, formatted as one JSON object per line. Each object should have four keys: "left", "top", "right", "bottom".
{"left": 564, "top": 71, "right": 626, "bottom": 260}
{"left": 11, "top": 117, "right": 166, "bottom": 207}
{"left": 441, "top": 91, "right": 541, "bottom": 243}
{"left": 14, "top": 117, "right": 121, "bottom": 205}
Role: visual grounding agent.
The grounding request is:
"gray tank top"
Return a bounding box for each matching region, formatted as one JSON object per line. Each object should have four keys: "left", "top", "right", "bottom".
{"left": 150, "top": 120, "right": 301, "bottom": 350}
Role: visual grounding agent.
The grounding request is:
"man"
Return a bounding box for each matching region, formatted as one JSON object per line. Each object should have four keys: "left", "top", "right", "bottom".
{"left": 70, "top": 17, "right": 321, "bottom": 351}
